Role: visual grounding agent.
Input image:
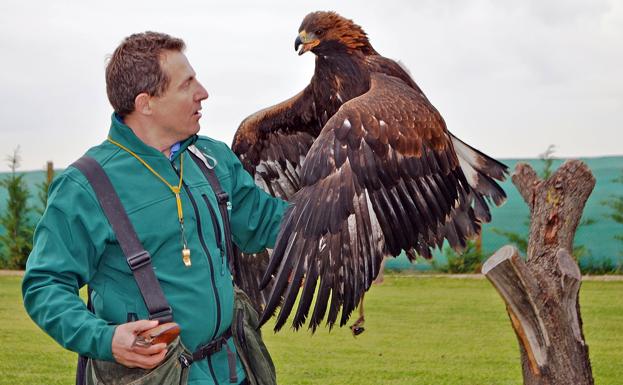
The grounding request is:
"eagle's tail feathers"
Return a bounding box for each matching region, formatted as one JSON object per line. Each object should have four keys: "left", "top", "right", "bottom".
{"left": 450, "top": 133, "right": 508, "bottom": 215}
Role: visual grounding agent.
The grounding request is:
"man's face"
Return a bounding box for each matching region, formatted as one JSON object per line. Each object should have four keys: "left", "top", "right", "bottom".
{"left": 149, "top": 50, "right": 209, "bottom": 141}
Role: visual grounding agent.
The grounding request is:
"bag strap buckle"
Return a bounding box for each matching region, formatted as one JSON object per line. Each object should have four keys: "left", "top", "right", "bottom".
{"left": 179, "top": 353, "right": 193, "bottom": 369}
{"left": 215, "top": 191, "right": 229, "bottom": 204}
{"left": 127, "top": 250, "right": 151, "bottom": 271}
{"left": 194, "top": 338, "right": 222, "bottom": 360}
{"left": 148, "top": 307, "right": 173, "bottom": 323}
{"left": 191, "top": 328, "right": 232, "bottom": 361}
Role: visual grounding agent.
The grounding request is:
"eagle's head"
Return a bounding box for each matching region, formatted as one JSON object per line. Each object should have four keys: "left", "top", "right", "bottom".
{"left": 295, "top": 11, "right": 374, "bottom": 56}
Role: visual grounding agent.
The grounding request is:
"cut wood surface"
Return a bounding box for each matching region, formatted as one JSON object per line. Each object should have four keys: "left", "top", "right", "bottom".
{"left": 483, "top": 160, "right": 595, "bottom": 385}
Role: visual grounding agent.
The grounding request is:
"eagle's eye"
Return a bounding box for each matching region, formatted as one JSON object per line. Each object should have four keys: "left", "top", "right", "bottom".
{"left": 315, "top": 29, "right": 324, "bottom": 36}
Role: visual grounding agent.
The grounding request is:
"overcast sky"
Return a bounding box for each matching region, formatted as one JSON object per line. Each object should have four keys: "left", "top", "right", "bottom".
{"left": 0, "top": 0, "right": 621, "bottom": 172}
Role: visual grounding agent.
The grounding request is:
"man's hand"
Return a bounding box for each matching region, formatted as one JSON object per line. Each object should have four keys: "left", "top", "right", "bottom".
{"left": 112, "top": 320, "right": 168, "bottom": 369}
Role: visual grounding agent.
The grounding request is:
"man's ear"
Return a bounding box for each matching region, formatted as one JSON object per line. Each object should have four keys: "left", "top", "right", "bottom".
{"left": 134, "top": 93, "right": 152, "bottom": 115}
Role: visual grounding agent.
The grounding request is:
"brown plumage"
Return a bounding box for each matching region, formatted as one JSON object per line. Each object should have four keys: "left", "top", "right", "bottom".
{"left": 232, "top": 11, "right": 508, "bottom": 332}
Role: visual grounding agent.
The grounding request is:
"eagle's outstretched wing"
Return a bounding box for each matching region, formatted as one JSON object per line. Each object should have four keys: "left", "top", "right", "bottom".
{"left": 259, "top": 73, "right": 503, "bottom": 331}
{"left": 232, "top": 86, "right": 322, "bottom": 201}
{"left": 231, "top": 84, "right": 326, "bottom": 313}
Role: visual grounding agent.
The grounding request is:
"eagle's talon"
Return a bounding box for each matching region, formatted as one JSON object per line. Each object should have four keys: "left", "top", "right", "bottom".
{"left": 350, "top": 316, "right": 365, "bottom": 336}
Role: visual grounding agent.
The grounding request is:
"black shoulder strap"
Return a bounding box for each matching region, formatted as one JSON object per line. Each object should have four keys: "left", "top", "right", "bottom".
{"left": 188, "top": 151, "right": 241, "bottom": 285}
{"left": 71, "top": 156, "right": 173, "bottom": 323}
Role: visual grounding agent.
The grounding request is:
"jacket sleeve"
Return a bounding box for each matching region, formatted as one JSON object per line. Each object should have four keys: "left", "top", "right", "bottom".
{"left": 222, "top": 143, "right": 289, "bottom": 253}
{"left": 21, "top": 171, "right": 116, "bottom": 360}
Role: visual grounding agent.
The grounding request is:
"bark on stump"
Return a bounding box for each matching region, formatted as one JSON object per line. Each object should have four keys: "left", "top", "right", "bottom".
{"left": 482, "top": 160, "right": 595, "bottom": 385}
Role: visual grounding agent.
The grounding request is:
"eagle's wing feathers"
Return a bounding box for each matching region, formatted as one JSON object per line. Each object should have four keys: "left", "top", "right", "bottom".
{"left": 261, "top": 73, "right": 482, "bottom": 331}
{"left": 232, "top": 86, "right": 320, "bottom": 200}
{"left": 232, "top": 87, "right": 323, "bottom": 313}
{"left": 365, "top": 54, "right": 508, "bottom": 219}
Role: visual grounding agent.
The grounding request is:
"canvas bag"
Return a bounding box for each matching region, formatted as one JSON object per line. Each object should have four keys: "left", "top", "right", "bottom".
{"left": 84, "top": 337, "right": 190, "bottom": 385}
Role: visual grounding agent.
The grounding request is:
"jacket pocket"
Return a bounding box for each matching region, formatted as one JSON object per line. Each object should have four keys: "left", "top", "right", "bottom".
{"left": 95, "top": 282, "right": 140, "bottom": 324}
{"left": 202, "top": 193, "right": 226, "bottom": 276}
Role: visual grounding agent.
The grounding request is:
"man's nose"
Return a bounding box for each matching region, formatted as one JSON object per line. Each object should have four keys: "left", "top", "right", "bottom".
{"left": 196, "top": 82, "right": 209, "bottom": 101}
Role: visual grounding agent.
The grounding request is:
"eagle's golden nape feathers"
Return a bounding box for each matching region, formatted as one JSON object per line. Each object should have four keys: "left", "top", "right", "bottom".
{"left": 297, "top": 11, "right": 375, "bottom": 54}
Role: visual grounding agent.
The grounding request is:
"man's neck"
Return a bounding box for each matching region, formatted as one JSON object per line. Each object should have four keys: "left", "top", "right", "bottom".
{"left": 124, "top": 114, "right": 175, "bottom": 157}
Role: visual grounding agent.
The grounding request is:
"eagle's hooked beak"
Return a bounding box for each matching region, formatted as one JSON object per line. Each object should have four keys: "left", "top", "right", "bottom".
{"left": 295, "top": 31, "right": 320, "bottom": 56}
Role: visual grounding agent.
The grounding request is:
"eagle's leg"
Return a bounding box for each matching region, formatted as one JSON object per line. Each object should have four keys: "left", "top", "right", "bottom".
{"left": 350, "top": 295, "right": 365, "bottom": 336}
{"left": 373, "top": 257, "right": 387, "bottom": 285}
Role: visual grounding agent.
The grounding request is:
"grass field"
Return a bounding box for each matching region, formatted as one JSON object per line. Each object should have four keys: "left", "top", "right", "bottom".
{"left": 1, "top": 274, "right": 621, "bottom": 385}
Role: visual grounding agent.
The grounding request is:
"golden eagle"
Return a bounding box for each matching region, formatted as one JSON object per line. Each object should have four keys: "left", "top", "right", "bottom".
{"left": 232, "top": 11, "right": 507, "bottom": 332}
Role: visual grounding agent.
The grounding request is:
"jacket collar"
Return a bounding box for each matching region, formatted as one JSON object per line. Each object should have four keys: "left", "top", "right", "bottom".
{"left": 108, "top": 113, "right": 197, "bottom": 161}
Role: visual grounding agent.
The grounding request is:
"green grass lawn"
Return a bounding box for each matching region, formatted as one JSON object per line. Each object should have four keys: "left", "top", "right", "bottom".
{"left": 1, "top": 274, "right": 621, "bottom": 385}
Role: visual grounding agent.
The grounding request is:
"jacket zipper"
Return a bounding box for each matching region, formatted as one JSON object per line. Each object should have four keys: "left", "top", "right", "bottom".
{"left": 180, "top": 181, "right": 222, "bottom": 339}
{"left": 207, "top": 356, "right": 220, "bottom": 385}
{"left": 173, "top": 163, "right": 222, "bottom": 385}
{"left": 202, "top": 194, "right": 226, "bottom": 276}
{"left": 181, "top": 181, "right": 223, "bottom": 385}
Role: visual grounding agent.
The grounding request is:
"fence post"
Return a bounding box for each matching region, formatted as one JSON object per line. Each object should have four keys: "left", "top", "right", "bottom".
{"left": 46, "top": 161, "right": 54, "bottom": 184}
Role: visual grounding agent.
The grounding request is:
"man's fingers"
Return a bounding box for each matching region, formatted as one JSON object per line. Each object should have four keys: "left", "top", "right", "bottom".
{"left": 112, "top": 320, "right": 168, "bottom": 368}
{"left": 122, "top": 349, "right": 168, "bottom": 369}
{"left": 131, "top": 342, "right": 168, "bottom": 355}
{"left": 113, "top": 320, "right": 160, "bottom": 348}
{"left": 129, "top": 319, "right": 160, "bottom": 333}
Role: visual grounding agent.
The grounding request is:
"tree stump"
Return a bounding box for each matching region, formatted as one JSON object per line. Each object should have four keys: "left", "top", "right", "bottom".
{"left": 482, "top": 160, "right": 595, "bottom": 385}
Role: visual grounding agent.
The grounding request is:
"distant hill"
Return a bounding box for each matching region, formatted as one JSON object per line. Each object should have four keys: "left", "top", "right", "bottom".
{"left": 1, "top": 157, "right": 622, "bottom": 269}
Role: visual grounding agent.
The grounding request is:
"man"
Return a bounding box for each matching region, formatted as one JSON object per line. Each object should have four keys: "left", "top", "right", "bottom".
{"left": 22, "top": 31, "right": 287, "bottom": 384}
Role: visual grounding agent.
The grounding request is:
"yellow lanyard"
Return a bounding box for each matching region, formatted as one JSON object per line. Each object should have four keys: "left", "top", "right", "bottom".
{"left": 107, "top": 136, "right": 192, "bottom": 267}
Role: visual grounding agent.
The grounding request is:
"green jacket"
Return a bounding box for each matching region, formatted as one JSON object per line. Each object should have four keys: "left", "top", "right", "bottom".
{"left": 22, "top": 115, "right": 288, "bottom": 385}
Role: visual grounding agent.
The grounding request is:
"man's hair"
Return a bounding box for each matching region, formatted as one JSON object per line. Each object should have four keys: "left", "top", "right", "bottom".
{"left": 105, "top": 31, "right": 186, "bottom": 117}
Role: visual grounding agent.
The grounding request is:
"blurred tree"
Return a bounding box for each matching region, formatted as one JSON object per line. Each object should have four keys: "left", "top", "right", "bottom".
{"left": 540, "top": 144, "right": 556, "bottom": 179}
{"left": 491, "top": 145, "right": 594, "bottom": 261}
{"left": 36, "top": 161, "right": 54, "bottom": 216}
{"left": 0, "top": 147, "right": 33, "bottom": 269}
{"left": 433, "top": 239, "right": 485, "bottom": 273}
